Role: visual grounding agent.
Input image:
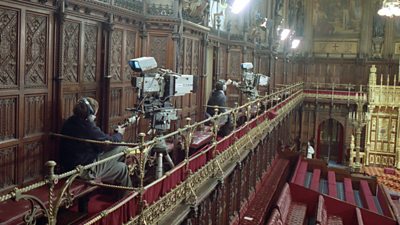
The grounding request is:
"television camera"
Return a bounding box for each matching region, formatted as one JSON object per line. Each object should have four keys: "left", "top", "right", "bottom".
{"left": 128, "top": 57, "right": 194, "bottom": 132}
{"left": 128, "top": 57, "right": 195, "bottom": 178}
{"left": 232, "top": 62, "right": 270, "bottom": 100}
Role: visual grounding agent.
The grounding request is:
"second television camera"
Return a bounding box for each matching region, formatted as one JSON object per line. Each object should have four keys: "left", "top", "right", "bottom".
{"left": 235, "top": 62, "right": 269, "bottom": 100}
{"left": 128, "top": 57, "right": 194, "bottom": 132}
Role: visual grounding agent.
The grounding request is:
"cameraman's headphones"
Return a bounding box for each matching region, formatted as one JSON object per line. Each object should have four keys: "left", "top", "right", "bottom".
{"left": 79, "top": 97, "right": 95, "bottom": 120}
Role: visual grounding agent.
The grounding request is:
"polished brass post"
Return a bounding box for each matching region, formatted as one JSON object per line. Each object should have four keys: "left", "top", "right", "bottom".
{"left": 45, "top": 161, "right": 57, "bottom": 225}
{"left": 184, "top": 117, "right": 192, "bottom": 172}
{"left": 138, "top": 133, "right": 146, "bottom": 224}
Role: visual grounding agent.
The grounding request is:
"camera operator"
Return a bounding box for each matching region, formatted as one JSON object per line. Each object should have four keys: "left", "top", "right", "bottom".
{"left": 206, "top": 80, "right": 233, "bottom": 136}
{"left": 59, "top": 97, "right": 132, "bottom": 188}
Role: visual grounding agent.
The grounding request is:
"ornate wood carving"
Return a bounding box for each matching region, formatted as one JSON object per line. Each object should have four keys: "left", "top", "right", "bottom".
{"left": 23, "top": 141, "right": 43, "bottom": 182}
{"left": 111, "top": 29, "right": 123, "bottom": 82}
{"left": 185, "top": 39, "right": 192, "bottom": 74}
{"left": 219, "top": 46, "right": 227, "bottom": 78}
{"left": 83, "top": 24, "right": 98, "bottom": 83}
{"left": 0, "top": 8, "right": 18, "bottom": 89}
{"left": 0, "top": 97, "right": 17, "bottom": 141}
{"left": 178, "top": 40, "right": 184, "bottom": 73}
{"left": 63, "top": 21, "right": 80, "bottom": 83}
{"left": 62, "top": 93, "right": 78, "bottom": 120}
{"left": 124, "top": 30, "right": 136, "bottom": 80}
{"left": 0, "top": 146, "right": 16, "bottom": 189}
{"left": 150, "top": 36, "right": 168, "bottom": 68}
{"left": 110, "top": 88, "right": 122, "bottom": 118}
{"left": 25, "top": 13, "right": 47, "bottom": 88}
{"left": 24, "top": 95, "right": 45, "bottom": 136}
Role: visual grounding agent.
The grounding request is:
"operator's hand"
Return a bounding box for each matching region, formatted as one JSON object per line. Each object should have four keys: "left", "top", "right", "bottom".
{"left": 115, "top": 125, "right": 126, "bottom": 135}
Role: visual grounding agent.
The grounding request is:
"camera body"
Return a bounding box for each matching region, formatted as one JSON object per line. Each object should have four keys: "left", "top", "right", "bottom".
{"left": 129, "top": 57, "right": 194, "bottom": 131}
{"left": 237, "top": 62, "right": 270, "bottom": 100}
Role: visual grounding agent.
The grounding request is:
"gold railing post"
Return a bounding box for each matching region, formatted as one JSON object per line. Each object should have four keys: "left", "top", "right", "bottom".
{"left": 45, "top": 161, "right": 57, "bottom": 225}
{"left": 138, "top": 133, "right": 146, "bottom": 225}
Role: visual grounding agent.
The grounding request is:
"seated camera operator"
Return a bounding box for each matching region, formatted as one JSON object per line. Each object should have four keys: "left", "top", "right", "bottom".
{"left": 206, "top": 80, "right": 233, "bottom": 136}
{"left": 59, "top": 97, "right": 132, "bottom": 188}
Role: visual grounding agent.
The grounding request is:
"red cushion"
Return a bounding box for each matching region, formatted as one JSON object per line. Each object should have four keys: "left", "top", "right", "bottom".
{"left": 384, "top": 168, "right": 396, "bottom": 175}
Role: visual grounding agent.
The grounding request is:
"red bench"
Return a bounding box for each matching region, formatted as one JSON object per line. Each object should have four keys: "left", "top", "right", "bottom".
{"left": 310, "top": 169, "right": 321, "bottom": 192}
{"left": 266, "top": 208, "right": 282, "bottom": 225}
{"left": 316, "top": 195, "right": 345, "bottom": 225}
{"left": 327, "top": 171, "right": 337, "bottom": 198}
{"left": 359, "top": 180, "right": 378, "bottom": 213}
{"left": 0, "top": 180, "right": 98, "bottom": 225}
{"left": 294, "top": 161, "right": 308, "bottom": 186}
{"left": 344, "top": 178, "right": 356, "bottom": 205}
{"left": 276, "top": 183, "right": 307, "bottom": 225}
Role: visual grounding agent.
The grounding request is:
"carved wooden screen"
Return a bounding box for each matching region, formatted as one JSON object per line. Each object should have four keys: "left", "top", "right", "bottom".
{"left": 367, "top": 107, "right": 398, "bottom": 167}
{"left": 61, "top": 19, "right": 103, "bottom": 122}
{"left": 179, "top": 36, "right": 202, "bottom": 121}
{"left": 226, "top": 48, "right": 242, "bottom": 106}
{"left": 109, "top": 26, "right": 139, "bottom": 142}
{"left": 0, "top": 3, "right": 53, "bottom": 192}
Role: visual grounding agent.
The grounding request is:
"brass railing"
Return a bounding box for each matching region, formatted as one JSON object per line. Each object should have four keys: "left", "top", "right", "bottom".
{"left": 1, "top": 82, "right": 368, "bottom": 225}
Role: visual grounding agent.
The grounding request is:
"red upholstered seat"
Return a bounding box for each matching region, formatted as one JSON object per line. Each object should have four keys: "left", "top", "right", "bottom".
{"left": 327, "top": 216, "right": 344, "bottom": 225}
{"left": 276, "top": 183, "right": 307, "bottom": 225}
{"left": 0, "top": 180, "right": 98, "bottom": 225}
{"left": 266, "top": 208, "right": 283, "bottom": 225}
{"left": 384, "top": 167, "right": 396, "bottom": 175}
{"left": 286, "top": 203, "right": 307, "bottom": 225}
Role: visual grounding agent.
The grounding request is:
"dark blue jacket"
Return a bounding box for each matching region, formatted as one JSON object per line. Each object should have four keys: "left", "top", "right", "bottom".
{"left": 206, "top": 90, "right": 226, "bottom": 116}
{"left": 60, "top": 115, "right": 123, "bottom": 171}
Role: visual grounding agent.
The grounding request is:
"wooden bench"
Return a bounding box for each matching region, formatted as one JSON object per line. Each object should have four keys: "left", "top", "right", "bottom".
{"left": 0, "top": 179, "right": 98, "bottom": 225}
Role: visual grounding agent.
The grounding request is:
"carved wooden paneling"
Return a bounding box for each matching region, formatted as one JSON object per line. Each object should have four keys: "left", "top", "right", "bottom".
{"left": 184, "top": 39, "right": 192, "bottom": 74}
{"left": 110, "top": 88, "right": 122, "bottom": 118}
{"left": 229, "top": 50, "right": 241, "bottom": 79}
{"left": 219, "top": 45, "right": 227, "bottom": 79}
{"left": 193, "top": 40, "right": 199, "bottom": 75}
{"left": 150, "top": 35, "right": 168, "bottom": 68}
{"left": 62, "top": 93, "right": 78, "bottom": 120}
{"left": 23, "top": 141, "right": 43, "bottom": 182}
{"left": 0, "top": 146, "right": 16, "bottom": 189}
{"left": 24, "top": 95, "right": 45, "bottom": 136}
{"left": 124, "top": 30, "right": 136, "bottom": 80}
{"left": 25, "top": 13, "right": 47, "bottom": 88}
{"left": 0, "top": 8, "right": 18, "bottom": 89}
{"left": 63, "top": 20, "right": 80, "bottom": 83}
{"left": 178, "top": 39, "right": 184, "bottom": 73}
{"left": 111, "top": 29, "right": 123, "bottom": 82}
{"left": 83, "top": 24, "right": 98, "bottom": 83}
{"left": 0, "top": 97, "right": 17, "bottom": 141}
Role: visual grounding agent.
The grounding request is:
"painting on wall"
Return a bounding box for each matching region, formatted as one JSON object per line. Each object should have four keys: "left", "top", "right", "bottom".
{"left": 313, "top": 0, "right": 362, "bottom": 37}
